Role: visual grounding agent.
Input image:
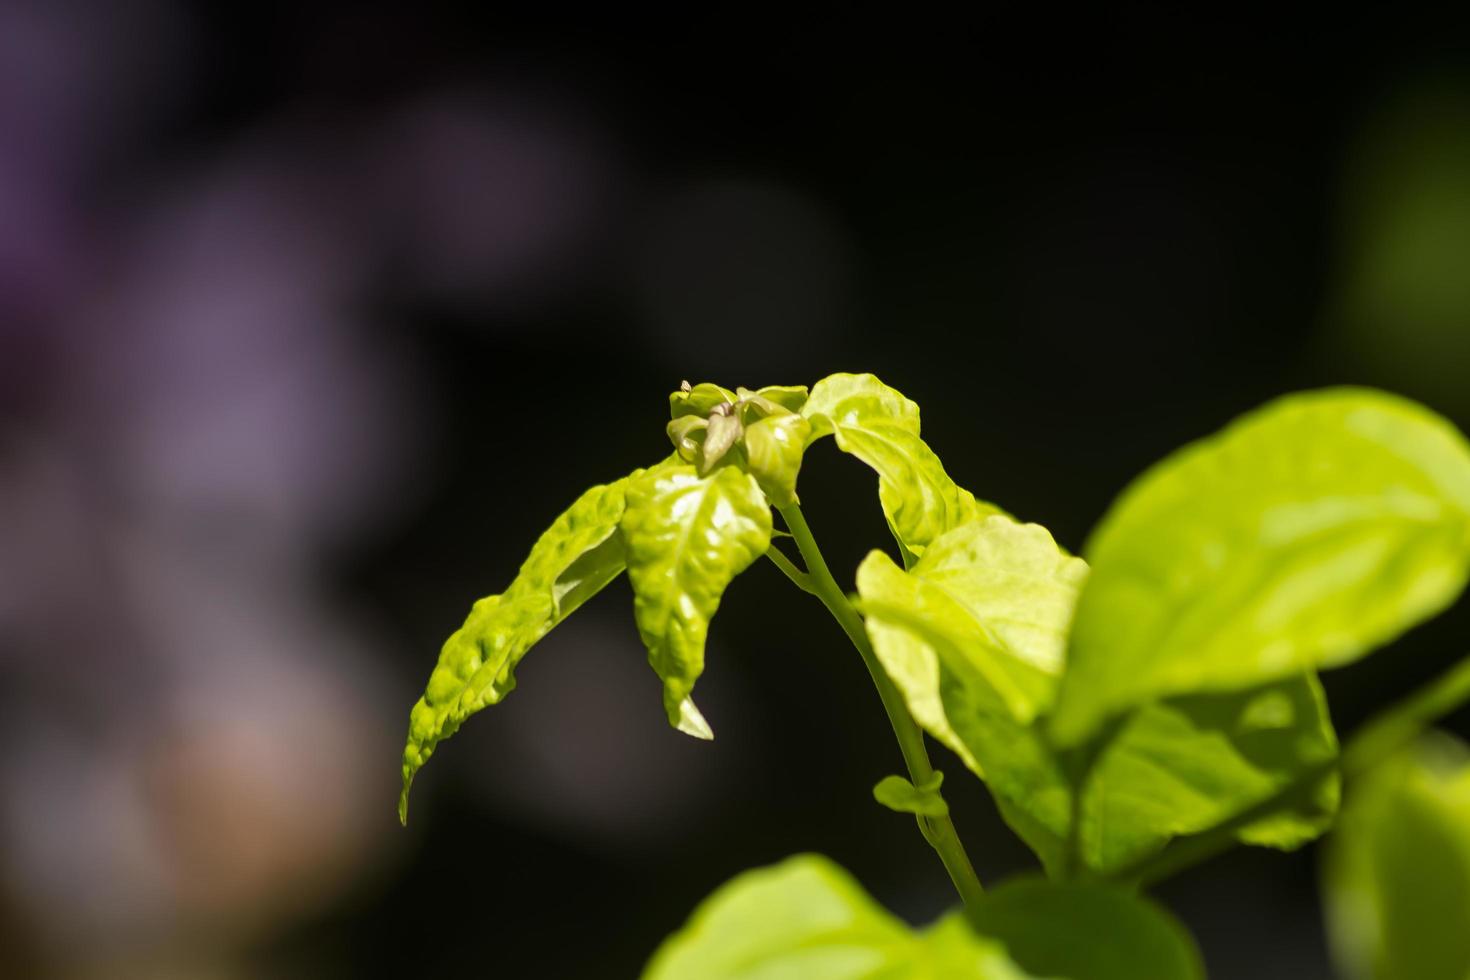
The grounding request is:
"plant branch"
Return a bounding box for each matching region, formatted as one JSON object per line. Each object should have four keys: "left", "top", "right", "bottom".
{"left": 763, "top": 544, "right": 816, "bottom": 594}
{"left": 778, "top": 503, "right": 985, "bottom": 906}
{"left": 1118, "top": 652, "right": 1470, "bottom": 890}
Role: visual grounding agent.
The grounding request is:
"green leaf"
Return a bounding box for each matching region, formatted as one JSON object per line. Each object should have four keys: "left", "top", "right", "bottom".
{"left": 745, "top": 412, "right": 813, "bottom": 507}
{"left": 859, "top": 518, "right": 1340, "bottom": 876}
{"left": 642, "top": 854, "right": 1034, "bottom": 980}
{"left": 623, "top": 463, "right": 773, "bottom": 738}
{"left": 857, "top": 516, "right": 1086, "bottom": 725}
{"left": 1075, "top": 676, "right": 1340, "bottom": 873}
{"left": 1324, "top": 730, "right": 1470, "bottom": 980}
{"left": 400, "top": 462, "right": 668, "bottom": 823}
{"left": 968, "top": 676, "right": 1339, "bottom": 879}
{"left": 701, "top": 409, "right": 744, "bottom": 473}
{"left": 671, "top": 381, "right": 737, "bottom": 419}
{"left": 1052, "top": 387, "right": 1470, "bottom": 746}
{"left": 741, "top": 384, "right": 810, "bottom": 416}
{"left": 667, "top": 415, "right": 708, "bottom": 463}
{"left": 874, "top": 772, "right": 949, "bottom": 818}
{"left": 803, "top": 373, "right": 1004, "bottom": 562}
{"left": 967, "top": 878, "right": 1205, "bottom": 980}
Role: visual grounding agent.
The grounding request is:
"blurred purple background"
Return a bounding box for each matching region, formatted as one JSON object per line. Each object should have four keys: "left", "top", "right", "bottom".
{"left": 2, "top": 6, "right": 1469, "bottom": 977}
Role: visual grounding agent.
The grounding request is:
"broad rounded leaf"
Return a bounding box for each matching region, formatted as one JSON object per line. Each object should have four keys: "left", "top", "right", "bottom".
{"left": 1052, "top": 388, "right": 1470, "bottom": 745}
{"left": 803, "top": 373, "right": 1003, "bottom": 562}
{"left": 623, "top": 463, "right": 773, "bottom": 737}
{"left": 643, "top": 854, "right": 1034, "bottom": 980}
{"left": 400, "top": 462, "right": 668, "bottom": 822}
{"left": 860, "top": 518, "right": 1340, "bottom": 875}
{"left": 1324, "top": 731, "right": 1470, "bottom": 980}
{"left": 967, "top": 878, "right": 1204, "bottom": 980}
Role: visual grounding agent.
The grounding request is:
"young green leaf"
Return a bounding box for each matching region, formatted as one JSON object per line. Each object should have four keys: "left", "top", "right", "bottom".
{"left": 623, "top": 463, "right": 773, "bottom": 738}
{"left": 700, "top": 407, "right": 744, "bottom": 474}
{"left": 874, "top": 772, "right": 950, "bottom": 818}
{"left": 803, "top": 373, "right": 1004, "bottom": 562}
{"left": 966, "top": 878, "right": 1205, "bottom": 980}
{"left": 858, "top": 518, "right": 1340, "bottom": 875}
{"left": 1324, "top": 731, "right": 1470, "bottom": 980}
{"left": 399, "top": 463, "right": 667, "bottom": 823}
{"left": 670, "top": 381, "right": 737, "bottom": 419}
{"left": 857, "top": 516, "right": 1086, "bottom": 725}
{"left": 737, "top": 383, "right": 810, "bottom": 417}
{"left": 1051, "top": 388, "right": 1470, "bottom": 746}
{"left": 744, "top": 412, "right": 812, "bottom": 507}
{"left": 642, "top": 854, "right": 1035, "bottom": 980}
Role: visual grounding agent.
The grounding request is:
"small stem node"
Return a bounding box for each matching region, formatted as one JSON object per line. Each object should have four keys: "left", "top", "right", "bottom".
{"left": 763, "top": 545, "right": 816, "bottom": 594}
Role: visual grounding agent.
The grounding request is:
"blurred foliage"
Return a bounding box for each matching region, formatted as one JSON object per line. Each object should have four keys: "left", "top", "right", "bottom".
{"left": 1331, "top": 75, "right": 1470, "bottom": 410}
{"left": 1325, "top": 731, "right": 1470, "bottom": 980}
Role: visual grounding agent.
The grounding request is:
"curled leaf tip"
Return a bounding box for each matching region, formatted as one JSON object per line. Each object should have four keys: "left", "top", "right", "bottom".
{"left": 675, "top": 696, "right": 715, "bottom": 740}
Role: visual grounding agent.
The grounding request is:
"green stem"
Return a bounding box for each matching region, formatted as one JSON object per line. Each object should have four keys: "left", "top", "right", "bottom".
{"left": 1118, "top": 653, "right": 1470, "bottom": 890}
{"left": 778, "top": 503, "right": 985, "bottom": 906}
{"left": 764, "top": 544, "right": 816, "bottom": 594}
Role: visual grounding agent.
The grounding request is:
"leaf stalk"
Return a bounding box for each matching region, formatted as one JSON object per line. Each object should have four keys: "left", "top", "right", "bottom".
{"left": 778, "top": 503, "right": 986, "bottom": 906}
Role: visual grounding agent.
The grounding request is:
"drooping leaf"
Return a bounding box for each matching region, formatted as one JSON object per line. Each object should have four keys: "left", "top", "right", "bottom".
{"left": 1052, "top": 387, "right": 1470, "bottom": 746}
{"left": 400, "top": 462, "right": 669, "bottom": 822}
{"left": 1324, "top": 731, "right": 1470, "bottom": 980}
{"left": 874, "top": 772, "right": 949, "bottom": 818}
{"left": 642, "top": 854, "right": 1035, "bottom": 980}
{"left": 858, "top": 518, "right": 1340, "bottom": 875}
{"left": 803, "top": 373, "right": 1004, "bottom": 562}
{"left": 623, "top": 463, "right": 773, "bottom": 738}
{"left": 966, "top": 878, "right": 1205, "bottom": 980}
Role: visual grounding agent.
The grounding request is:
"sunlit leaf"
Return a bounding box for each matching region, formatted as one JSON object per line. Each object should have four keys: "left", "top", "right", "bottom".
{"left": 1052, "top": 388, "right": 1470, "bottom": 745}
{"left": 967, "top": 878, "right": 1205, "bottom": 980}
{"left": 857, "top": 516, "right": 1085, "bottom": 725}
{"left": 642, "top": 854, "right": 1034, "bottom": 980}
{"left": 1324, "top": 731, "right": 1470, "bottom": 980}
{"left": 400, "top": 460, "right": 671, "bottom": 822}
{"left": 803, "top": 373, "right": 1003, "bottom": 562}
{"left": 859, "top": 517, "right": 1340, "bottom": 875}
{"left": 623, "top": 463, "right": 773, "bottom": 738}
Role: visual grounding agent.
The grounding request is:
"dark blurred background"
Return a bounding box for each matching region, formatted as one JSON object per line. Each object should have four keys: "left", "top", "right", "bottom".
{"left": 3, "top": 5, "right": 1470, "bottom": 977}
